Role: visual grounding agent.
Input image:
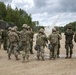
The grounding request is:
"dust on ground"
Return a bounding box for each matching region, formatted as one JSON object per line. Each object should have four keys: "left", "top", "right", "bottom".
{"left": 0, "top": 33, "right": 76, "bottom": 75}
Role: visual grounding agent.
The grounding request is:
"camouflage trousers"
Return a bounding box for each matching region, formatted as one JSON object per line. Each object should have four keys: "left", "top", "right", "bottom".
{"left": 65, "top": 43, "right": 73, "bottom": 57}
{"left": 21, "top": 41, "right": 30, "bottom": 61}
{"left": 57, "top": 43, "right": 61, "bottom": 57}
{"left": 50, "top": 44, "right": 58, "bottom": 59}
{"left": 3, "top": 38, "right": 8, "bottom": 50}
{"left": 37, "top": 46, "right": 45, "bottom": 60}
{"left": 8, "top": 42, "right": 19, "bottom": 59}
{"left": 30, "top": 42, "right": 33, "bottom": 54}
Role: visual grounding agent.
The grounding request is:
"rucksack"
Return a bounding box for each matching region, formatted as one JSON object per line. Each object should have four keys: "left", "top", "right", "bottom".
{"left": 9, "top": 32, "right": 16, "bottom": 42}
{"left": 36, "top": 34, "right": 42, "bottom": 45}
{"left": 50, "top": 33, "right": 58, "bottom": 45}
{"left": 21, "top": 31, "right": 30, "bottom": 43}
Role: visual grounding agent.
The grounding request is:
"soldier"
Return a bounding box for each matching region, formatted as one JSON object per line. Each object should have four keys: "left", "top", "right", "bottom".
{"left": 48, "top": 28, "right": 61, "bottom": 59}
{"left": 20, "top": 24, "right": 30, "bottom": 62}
{"left": 7, "top": 27, "right": 12, "bottom": 53}
{"left": 8, "top": 28, "right": 20, "bottom": 60}
{"left": 54, "top": 26, "right": 61, "bottom": 58}
{"left": 35, "top": 28, "right": 48, "bottom": 60}
{"left": 2, "top": 28, "right": 8, "bottom": 50}
{"left": 13, "top": 26, "right": 21, "bottom": 54}
{"left": 28, "top": 26, "right": 34, "bottom": 54}
{"left": 64, "top": 26, "right": 74, "bottom": 58}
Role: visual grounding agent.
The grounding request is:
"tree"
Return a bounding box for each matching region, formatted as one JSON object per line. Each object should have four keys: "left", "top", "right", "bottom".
{"left": 0, "top": 1, "right": 6, "bottom": 20}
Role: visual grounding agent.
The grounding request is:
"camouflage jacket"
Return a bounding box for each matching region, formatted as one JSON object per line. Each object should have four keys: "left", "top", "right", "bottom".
{"left": 64, "top": 30, "right": 74, "bottom": 44}
{"left": 36, "top": 33, "right": 48, "bottom": 46}
{"left": 48, "top": 32, "right": 62, "bottom": 45}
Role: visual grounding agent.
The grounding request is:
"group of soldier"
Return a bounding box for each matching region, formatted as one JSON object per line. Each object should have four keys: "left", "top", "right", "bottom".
{"left": 0, "top": 24, "right": 76, "bottom": 63}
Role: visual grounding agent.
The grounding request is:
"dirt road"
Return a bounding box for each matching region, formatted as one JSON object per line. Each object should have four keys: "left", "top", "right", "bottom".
{"left": 0, "top": 33, "right": 76, "bottom": 75}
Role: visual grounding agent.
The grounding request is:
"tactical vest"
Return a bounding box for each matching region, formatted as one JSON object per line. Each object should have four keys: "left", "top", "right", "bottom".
{"left": 50, "top": 33, "right": 58, "bottom": 45}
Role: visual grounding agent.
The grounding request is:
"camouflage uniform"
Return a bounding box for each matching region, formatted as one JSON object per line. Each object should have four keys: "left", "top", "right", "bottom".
{"left": 64, "top": 27, "right": 74, "bottom": 58}
{"left": 13, "top": 26, "right": 21, "bottom": 54}
{"left": 8, "top": 28, "right": 20, "bottom": 60}
{"left": 28, "top": 26, "right": 34, "bottom": 54}
{"left": 2, "top": 29, "right": 8, "bottom": 50}
{"left": 48, "top": 28, "right": 61, "bottom": 59}
{"left": 7, "top": 27, "right": 12, "bottom": 53}
{"left": 36, "top": 29, "right": 48, "bottom": 60}
{"left": 54, "top": 27, "right": 61, "bottom": 58}
{"left": 20, "top": 24, "right": 30, "bottom": 62}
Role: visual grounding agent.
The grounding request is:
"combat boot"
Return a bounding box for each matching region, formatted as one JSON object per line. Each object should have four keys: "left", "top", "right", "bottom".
{"left": 26, "top": 56, "right": 30, "bottom": 62}
{"left": 15, "top": 55, "right": 20, "bottom": 60}
{"left": 22, "top": 57, "right": 25, "bottom": 63}
{"left": 37, "top": 55, "right": 40, "bottom": 60}
{"left": 42, "top": 56, "right": 44, "bottom": 61}
{"left": 69, "top": 50, "right": 72, "bottom": 58}
{"left": 57, "top": 55, "right": 60, "bottom": 58}
{"left": 8, "top": 54, "right": 11, "bottom": 60}
{"left": 69, "top": 54, "right": 72, "bottom": 58}
{"left": 65, "top": 52, "right": 68, "bottom": 59}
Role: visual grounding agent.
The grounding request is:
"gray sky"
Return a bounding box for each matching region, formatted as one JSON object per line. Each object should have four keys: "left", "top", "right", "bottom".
{"left": 0, "top": 0, "right": 76, "bottom": 26}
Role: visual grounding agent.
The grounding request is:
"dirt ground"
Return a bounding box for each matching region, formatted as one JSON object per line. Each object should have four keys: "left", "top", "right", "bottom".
{"left": 0, "top": 33, "right": 76, "bottom": 75}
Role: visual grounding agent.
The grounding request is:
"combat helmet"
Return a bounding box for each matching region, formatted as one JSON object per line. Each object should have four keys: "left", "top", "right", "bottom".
{"left": 14, "top": 26, "right": 18, "bottom": 30}
{"left": 11, "top": 28, "right": 15, "bottom": 31}
{"left": 54, "top": 26, "right": 59, "bottom": 31}
{"left": 67, "top": 25, "right": 72, "bottom": 29}
{"left": 22, "top": 24, "right": 28, "bottom": 28}
{"left": 39, "top": 28, "right": 44, "bottom": 33}
{"left": 52, "top": 28, "right": 56, "bottom": 32}
{"left": 8, "top": 27, "right": 12, "bottom": 30}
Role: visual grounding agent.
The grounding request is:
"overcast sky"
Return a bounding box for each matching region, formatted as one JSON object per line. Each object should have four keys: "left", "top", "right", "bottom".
{"left": 0, "top": 0, "right": 76, "bottom": 26}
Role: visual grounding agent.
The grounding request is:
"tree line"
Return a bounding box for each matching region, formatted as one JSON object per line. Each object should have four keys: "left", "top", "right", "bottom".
{"left": 0, "top": 1, "right": 39, "bottom": 31}
{"left": 59, "top": 21, "right": 76, "bottom": 32}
